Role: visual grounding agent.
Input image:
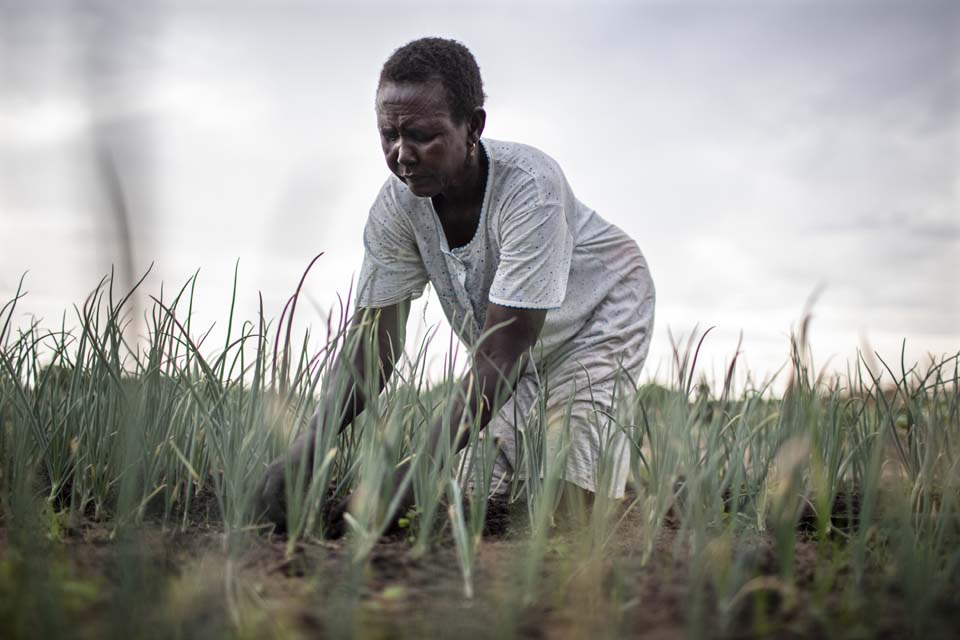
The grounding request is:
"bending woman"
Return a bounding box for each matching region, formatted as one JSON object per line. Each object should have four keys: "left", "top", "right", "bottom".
{"left": 258, "top": 37, "right": 655, "bottom": 529}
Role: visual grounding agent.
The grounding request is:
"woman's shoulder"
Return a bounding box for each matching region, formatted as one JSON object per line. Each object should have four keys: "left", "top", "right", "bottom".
{"left": 364, "top": 176, "right": 433, "bottom": 241}
{"left": 485, "top": 138, "right": 569, "bottom": 206}
{"left": 370, "top": 175, "right": 425, "bottom": 218}
{"left": 486, "top": 138, "right": 563, "bottom": 176}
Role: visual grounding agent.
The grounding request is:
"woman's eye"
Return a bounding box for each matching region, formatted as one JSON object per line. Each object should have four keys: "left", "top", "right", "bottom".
{"left": 380, "top": 129, "right": 436, "bottom": 144}
{"left": 410, "top": 131, "right": 436, "bottom": 143}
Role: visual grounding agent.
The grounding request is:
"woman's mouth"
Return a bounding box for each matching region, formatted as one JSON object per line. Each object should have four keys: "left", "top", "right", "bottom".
{"left": 402, "top": 174, "right": 431, "bottom": 187}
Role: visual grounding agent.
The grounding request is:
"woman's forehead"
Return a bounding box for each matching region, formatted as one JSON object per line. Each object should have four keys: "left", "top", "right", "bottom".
{"left": 376, "top": 79, "right": 452, "bottom": 120}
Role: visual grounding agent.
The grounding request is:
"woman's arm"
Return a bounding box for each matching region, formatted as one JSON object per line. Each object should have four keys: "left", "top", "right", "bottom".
{"left": 285, "top": 299, "right": 411, "bottom": 466}
{"left": 320, "top": 301, "right": 410, "bottom": 430}
{"left": 256, "top": 299, "right": 411, "bottom": 528}
{"left": 376, "top": 303, "right": 545, "bottom": 523}
{"left": 429, "top": 302, "right": 546, "bottom": 458}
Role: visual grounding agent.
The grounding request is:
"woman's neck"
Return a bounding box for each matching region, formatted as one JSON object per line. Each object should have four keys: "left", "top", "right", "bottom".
{"left": 433, "top": 144, "right": 488, "bottom": 220}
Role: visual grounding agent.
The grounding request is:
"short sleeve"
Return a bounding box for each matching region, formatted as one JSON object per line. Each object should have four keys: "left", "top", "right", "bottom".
{"left": 488, "top": 203, "right": 574, "bottom": 309}
{"left": 355, "top": 183, "right": 429, "bottom": 308}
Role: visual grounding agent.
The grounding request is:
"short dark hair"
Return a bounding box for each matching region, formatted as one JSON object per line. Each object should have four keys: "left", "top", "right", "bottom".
{"left": 378, "top": 37, "right": 485, "bottom": 122}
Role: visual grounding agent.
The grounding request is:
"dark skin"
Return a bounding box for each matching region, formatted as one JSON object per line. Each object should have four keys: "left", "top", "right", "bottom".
{"left": 377, "top": 79, "right": 487, "bottom": 247}
{"left": 256, "top": 78, "right": 547, "bottom": 533}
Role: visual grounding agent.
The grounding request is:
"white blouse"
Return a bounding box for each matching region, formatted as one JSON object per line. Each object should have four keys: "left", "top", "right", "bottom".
{"left": 356, "top": 138, "right": 653, "bottom": 370}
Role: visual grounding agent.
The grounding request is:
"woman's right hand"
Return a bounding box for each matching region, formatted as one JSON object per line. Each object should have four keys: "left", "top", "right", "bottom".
{"left": 255, "top": 456, "right": 290, "bottom": 532}
{"left": 255, "top": 426, "right": 317, "bottom": 534}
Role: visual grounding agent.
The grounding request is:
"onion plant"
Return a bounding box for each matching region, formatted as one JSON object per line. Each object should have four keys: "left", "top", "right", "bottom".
{"left": 2, "top": 266, "right": 959, "bottom": 638}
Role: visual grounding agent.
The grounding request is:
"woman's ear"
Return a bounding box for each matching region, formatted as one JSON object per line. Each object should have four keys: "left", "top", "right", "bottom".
{"left": 467, "top": 107, "right": 487, "bottom": 144}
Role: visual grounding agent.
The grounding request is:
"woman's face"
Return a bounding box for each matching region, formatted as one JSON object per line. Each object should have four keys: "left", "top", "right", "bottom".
{"left": 375, "top": 79, "right": 482, "bottom": 198}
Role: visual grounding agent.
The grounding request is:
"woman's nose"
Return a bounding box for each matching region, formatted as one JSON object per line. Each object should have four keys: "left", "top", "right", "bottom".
{"left": 397, "top": 140, "right": 416, "bottom": 167}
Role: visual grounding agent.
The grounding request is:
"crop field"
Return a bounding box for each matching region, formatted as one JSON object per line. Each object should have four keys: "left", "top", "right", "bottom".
{"left": 1, "top": 268, "right": 958, "bottom": 639}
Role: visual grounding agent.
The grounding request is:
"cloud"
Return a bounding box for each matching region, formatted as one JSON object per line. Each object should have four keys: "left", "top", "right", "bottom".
{"left": 1, "top": 0, "right": 956, "bottom": 385}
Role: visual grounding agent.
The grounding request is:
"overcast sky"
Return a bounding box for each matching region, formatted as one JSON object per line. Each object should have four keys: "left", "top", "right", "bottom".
{"left": 1, "top": 0, "right": 957, "bottom": 390}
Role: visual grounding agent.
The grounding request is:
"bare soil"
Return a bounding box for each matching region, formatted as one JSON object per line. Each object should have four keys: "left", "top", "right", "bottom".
{"left": 4, "top": 494, "right": 959, "bottom": 639}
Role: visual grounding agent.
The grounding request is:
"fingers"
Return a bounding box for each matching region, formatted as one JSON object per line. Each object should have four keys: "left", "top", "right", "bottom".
{"left": 256, "top": 461, "right": 288, "bottom": 534}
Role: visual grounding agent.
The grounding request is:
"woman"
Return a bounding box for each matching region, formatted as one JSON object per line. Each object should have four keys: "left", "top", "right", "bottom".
{"left": 258, "top": 37, "right": 655, "bottom": 529}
